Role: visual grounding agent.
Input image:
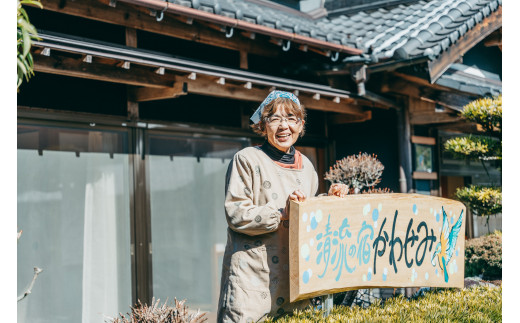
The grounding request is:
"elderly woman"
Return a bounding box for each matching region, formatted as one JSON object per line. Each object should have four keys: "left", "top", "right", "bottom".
{"left": 217, "top": 91, "right": 348, "bottom": 322}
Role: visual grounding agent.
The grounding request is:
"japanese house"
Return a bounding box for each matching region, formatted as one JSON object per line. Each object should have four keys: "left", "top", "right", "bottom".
{"left": 17, "top": 0, "right": 501, "bottom": 321}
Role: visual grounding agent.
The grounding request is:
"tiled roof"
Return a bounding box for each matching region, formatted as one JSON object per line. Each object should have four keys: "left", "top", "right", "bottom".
{"left": 323, "top": 0, "right": 502, "bottom": 60}
{"left": 435, "top": 63, "right": 502, "bottom": 97}
{"left": 159, "top": 0, "right": 501, "bottom": 61}
{"left": 162, "top": 0, "right": 359, "bottom": 48}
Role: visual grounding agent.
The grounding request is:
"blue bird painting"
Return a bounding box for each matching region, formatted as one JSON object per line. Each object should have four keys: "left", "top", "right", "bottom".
{"left": 431, "top": 207, "right": 464, "bottom": 283}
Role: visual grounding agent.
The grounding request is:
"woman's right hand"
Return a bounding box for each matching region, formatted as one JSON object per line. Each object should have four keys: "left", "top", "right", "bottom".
{"left": 282, "top": 189, "right": 306, "bottom": 220}
{"left": 328, "top": 183, "right": 349, "bottom": 198}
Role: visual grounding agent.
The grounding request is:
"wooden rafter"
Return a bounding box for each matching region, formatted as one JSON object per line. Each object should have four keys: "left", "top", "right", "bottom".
{"left": 39, "top": 0, "right": 280, "bottom": 58}
{"left": 428, "top": 6, "right": 502, "bottom": 83}
{"left": 381, "top": 72, "right": 478, "bottom": 109}
{"left": 33, "top": 53, "right": 175, "bottom": 87}
{"left": 483, "top": 28, "right": 502, "bottom": 50}
{"left": 130, "top": 82, "right": 188, "bottom": 102}
{"left": 32, "top": 51, "right": 368, "bottom": 117}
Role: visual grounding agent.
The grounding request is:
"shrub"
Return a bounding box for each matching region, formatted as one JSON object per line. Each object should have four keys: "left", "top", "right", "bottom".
{"left": 266, "top": 286, "right": 501, "bottom": 322}
{"left": 107, "top": 298, "right": 206, "bottom": 323}
{"left": 465, "top": 231, "right": 502, "bottom": 280}
{"left": 455, "top": 185, "right": 502, "bottom": 217}
{"left": 324, "top": 153, "right": 389, "bottom": 194}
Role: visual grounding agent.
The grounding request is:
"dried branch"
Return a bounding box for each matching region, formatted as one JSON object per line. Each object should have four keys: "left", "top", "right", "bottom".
{"left": 107, "top": 297, "right": 207, "bottom": 323}
{"left": 17, "top": 267, "right": 43, "bottom": 302}
{"left": 324, "top": 153, "right": 384, "bottom": 193}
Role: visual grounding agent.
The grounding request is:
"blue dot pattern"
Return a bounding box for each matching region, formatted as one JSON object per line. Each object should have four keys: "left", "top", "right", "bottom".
{"left": 372, "top": 209, "right": 379, "bottom": 222}
{"left": 311, "top": 217, "right": 318, "bottom": 230}
{"left": 303, "top": 271, "right": 310, "bottom": 284}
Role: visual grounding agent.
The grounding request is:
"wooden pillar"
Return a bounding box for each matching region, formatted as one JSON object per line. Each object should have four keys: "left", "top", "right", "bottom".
{"left": 397, "top": 103, "right": 413, "bottom": 194}
{"left": 397, "top": 100, "right": 413, "bottom": 297}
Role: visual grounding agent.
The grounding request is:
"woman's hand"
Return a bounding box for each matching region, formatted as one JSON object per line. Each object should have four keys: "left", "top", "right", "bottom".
{"left": 328, "top": 183, "right": 349, "bottom": 198}
{"left": 282, "top": 189, "right": 306, "bottom": 220}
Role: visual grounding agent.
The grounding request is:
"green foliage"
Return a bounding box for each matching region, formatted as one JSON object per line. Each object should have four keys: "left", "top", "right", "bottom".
{"left": 17, "top": 0, "right": 42, "bottom": 90}
{"left": 107, "top": 298, "right": 206, "bottom": 323}
{"left": 455, "top": 185, "right": 502, "bottom": 217}
{"left": 444, "top": 135, "right": 501, "bottom": 160}
{"left": 461, "top": 95, "right": 502, "bottom": 135}
{"left": 266, "top": 286, "right": 501, "bottom": 322}
{"left": 465, "top": 231, "right": 502, "bottom": 280}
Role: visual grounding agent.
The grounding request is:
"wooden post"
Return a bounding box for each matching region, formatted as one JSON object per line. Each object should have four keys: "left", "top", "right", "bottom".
{"left": 397, "top": 102, "right": 413, "bottom": 193}
{"left": 240, "top": 51, "right": 248, "bottom": 70}
{"left": 322, "top": 294, "right": 333, "bottom": 317}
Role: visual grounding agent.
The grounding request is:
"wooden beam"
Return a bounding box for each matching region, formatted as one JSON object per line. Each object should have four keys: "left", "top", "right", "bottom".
{"left": 411, "top": 135, "right": 436, "bottom": 145}
{"left": 32, "top": 49, "right": 366, "bottom": 116}
{"left": 483, "top": 28, "right": 501, "bottom": 48}
{"left": 381, "top": 73, "right": 478, "bottom": 109}
{"left": 131, "top": 82, "right": 187, "bottom": 102}
{"left": 410, "top": 113, "right": 462, "bottom": 125}
{"left": 412, "top": 171, "right": 438, "bottom": 180}
{"left": 40, "top": 0, "right": 280, "bottom": 57}
{"left": 428, "top": 6, "right": 502, "bottom": 83}
{"left": 174, "top": 75, "right": 366, "bottom": 115}
{"left": 33, "top": 54, "right": 175, "bottom": 88}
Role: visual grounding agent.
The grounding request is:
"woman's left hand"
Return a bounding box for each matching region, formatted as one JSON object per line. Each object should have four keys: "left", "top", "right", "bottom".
{"left": 328, "top": 183, "right": 349, "bottom": 198}
{"left": 282, "top": 190, "right": 306, "bottom": 220}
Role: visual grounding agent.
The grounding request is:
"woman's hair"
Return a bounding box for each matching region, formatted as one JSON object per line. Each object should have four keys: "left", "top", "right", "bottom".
{"left": 250, "top": 97, "right": 307, "bottom": 137}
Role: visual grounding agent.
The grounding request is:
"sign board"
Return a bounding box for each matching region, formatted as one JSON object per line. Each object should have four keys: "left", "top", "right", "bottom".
{"left": 289, "top": 193, "right": 466, "bottom": 302}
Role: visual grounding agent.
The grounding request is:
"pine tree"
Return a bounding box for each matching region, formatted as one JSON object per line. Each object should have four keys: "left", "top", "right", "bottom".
{"left": 444, "top": 95, "right": 502, "bottom": 232}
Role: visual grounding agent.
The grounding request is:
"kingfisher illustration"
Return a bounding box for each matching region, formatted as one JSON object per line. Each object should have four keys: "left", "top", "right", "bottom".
{"left": 431, "top": 207, "right": 464, "bottom": 283}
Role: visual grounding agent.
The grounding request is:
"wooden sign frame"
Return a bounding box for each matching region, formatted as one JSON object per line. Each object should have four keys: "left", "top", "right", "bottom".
{"left": 289, "top": 193, "right": 466, "bottom": 302}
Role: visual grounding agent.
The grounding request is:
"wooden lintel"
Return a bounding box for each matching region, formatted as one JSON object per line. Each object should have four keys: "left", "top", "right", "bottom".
{"left": 411, "top": 135, "right": 436, "bottom": 145}
{"left": 40, "top": 0, "right": 280, "bottom": 58}
{"left": 174, "top": 75, "right": 365, "bottom": 115}
{"left": 412, "top": 171, "right": 438, "bottom": 180}
{"left": 428, "top": 6, "right": 502, "bottom": 83}
{"left": 131, "top": 82, "right": 188, "bottom": 102}
{"left": 410, "top": 113, "right": 462, "bottom": 125}
{"left": 33, "top": 54, "right": 175, "bottom": 88}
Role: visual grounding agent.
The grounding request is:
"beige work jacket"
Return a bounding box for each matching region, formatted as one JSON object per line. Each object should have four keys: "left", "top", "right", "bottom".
{"left": 217, "top": 146, "right": 319, "bottom": 322}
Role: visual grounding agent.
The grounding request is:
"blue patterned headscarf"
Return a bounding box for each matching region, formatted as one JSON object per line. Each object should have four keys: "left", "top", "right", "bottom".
{"left": 250, "top": 90, "right": 301, "bottom": 124}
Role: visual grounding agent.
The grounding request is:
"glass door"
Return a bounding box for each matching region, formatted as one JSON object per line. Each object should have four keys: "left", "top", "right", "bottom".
{"left": 146, "top": 133, "right": 249, "bottom": 320}
{"left": 17, "top": 123, "right": 133, "bottom": 323}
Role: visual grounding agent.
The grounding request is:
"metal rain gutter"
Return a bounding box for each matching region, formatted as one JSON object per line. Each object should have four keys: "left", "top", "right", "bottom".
{"left": 34, "top": 31, "right": 358, "bottom": 100}
{"left": 115, "top": 0, "right": 363, "bottom": 55}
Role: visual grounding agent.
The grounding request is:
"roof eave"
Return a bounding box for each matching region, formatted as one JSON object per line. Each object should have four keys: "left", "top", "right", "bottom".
{"left": 116, "top": 0, "right": 363, "bottom": 55}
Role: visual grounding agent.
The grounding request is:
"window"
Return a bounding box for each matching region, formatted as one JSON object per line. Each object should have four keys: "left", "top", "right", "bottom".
{"left": 17, "top": 124, "right": 132, "bottom": 323}
{"left": 147, "top": 133, "right": 249, "bottom": 318}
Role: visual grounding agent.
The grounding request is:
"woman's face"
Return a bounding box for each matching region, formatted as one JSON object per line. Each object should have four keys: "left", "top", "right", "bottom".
{"left": 265, "top": 105, "right": 305, "bottom": 153}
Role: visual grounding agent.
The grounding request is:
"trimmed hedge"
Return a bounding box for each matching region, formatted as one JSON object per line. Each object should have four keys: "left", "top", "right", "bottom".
{"left": 266, "top": 286, "right": 501, "bottom": 322}
{"left": 465, "top": 231, "right": 502, "bottom": 280}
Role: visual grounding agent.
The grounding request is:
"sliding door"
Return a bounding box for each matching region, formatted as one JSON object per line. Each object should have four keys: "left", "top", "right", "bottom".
{"left": 17, "top": 124, "right": 132, "bottom": 323}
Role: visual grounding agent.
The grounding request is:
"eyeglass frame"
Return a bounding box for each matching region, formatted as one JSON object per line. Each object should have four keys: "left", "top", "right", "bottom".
{"left": 264, "top": 114, "right": 302, "bottom": 127}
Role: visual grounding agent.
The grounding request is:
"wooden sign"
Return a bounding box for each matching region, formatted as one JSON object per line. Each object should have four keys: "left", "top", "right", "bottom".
{"left": 289, "top": 193, "right": 466, "bottom": 302}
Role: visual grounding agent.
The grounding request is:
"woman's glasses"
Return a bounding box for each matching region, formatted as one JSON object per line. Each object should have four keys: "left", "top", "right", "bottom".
{"left": 266, "top": 115, "right": 301, "bottom": 127}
